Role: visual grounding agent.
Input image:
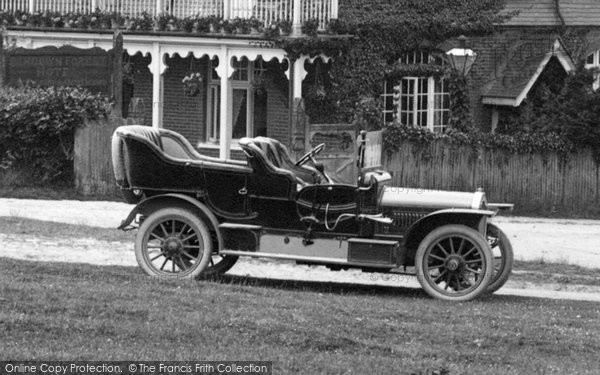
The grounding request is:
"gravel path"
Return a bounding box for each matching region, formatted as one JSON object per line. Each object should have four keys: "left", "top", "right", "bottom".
{"left": 3, "top": 197, "right": 600, "bottom": 267}
{"left": 2, "top": 198, "right": 600, "bottom": 302}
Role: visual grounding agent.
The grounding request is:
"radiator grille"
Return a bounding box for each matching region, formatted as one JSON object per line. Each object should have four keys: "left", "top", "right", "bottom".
{"left": 378, "top": 211, "right": 428, "bottom": 234}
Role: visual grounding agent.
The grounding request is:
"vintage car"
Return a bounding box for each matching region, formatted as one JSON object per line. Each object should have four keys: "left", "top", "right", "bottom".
{"left": 112, "top": 125, "right": 514, "bottom": 301}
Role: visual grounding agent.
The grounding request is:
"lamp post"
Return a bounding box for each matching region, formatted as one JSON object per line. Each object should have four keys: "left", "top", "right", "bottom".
{"left": 446, "top": 35, "right": 477, "bottom": 76}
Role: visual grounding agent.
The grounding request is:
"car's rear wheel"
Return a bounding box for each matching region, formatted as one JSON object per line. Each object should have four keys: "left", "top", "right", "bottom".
{"left": 486, "top": 223, "right": 514, "bottom": 294}
{"left": 200, "top": 251, "right": 238, "bottom": 279}
{"left": 135, "top": 207, "right": 212, "bottom": 278}
{"left": 415, "top": 224, "right": 493, "bottom": 301}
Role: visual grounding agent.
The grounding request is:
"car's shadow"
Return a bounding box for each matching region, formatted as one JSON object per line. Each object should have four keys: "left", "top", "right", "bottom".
{"left": 202, "top": 274, "right": 538, "bottom": 302}
{"left": 204, "top": 273, "right": 430, "bottom": 299}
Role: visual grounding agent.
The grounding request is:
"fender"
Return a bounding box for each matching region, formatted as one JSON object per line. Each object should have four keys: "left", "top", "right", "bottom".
{"left": 118, "top": 193, "right": 223, "bottom": 250}
{"left": 401, "top": 208, "right": 495, "bottom": 263}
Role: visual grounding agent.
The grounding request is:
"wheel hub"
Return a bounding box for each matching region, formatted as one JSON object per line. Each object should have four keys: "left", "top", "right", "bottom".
{"left": 445, "top": 255, "right": 463, "bottom": 272}
{"left": 164, "top": 237, "right": 183, "bottom": 256}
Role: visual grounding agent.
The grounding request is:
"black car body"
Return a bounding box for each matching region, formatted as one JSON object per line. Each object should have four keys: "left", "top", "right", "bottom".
{"left": 112, "top": 125, "right": 513, "bottom": 301}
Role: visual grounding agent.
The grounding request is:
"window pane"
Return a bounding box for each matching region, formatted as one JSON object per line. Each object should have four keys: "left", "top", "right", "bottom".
{"left": 232, "top": 89, "right": 248, "bottom": 139}
{"left": 587, "top": 53, "right": 595, "bottom": 65}
{"left": 419, "top": 111, "right": 427, "bottom": 126}
{"left": 253, "top": 90, "right": 267, "bottom": 137}
{"left": 442, "top": 94, "right": 450, "bottom": 109}
{"left": 209, "top": 85, "right": 220, "bottom": 142}
{"left": 400, "top": 112, "right": 408, "bottom": 125}
{"left": 233, "top": 58, "right": 249, "bottom": 81}
{"left": 385, "top": 112, "right": 395, "bottom": 123}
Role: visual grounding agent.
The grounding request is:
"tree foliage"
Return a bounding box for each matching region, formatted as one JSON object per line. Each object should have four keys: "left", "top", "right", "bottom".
{"left": 496, "top": 58, "right": 600, "bottom": 162}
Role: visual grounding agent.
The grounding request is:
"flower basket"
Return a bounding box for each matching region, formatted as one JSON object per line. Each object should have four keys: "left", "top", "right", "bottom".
{"left": 182, "top": 72, "right": 203, "bottom": 97}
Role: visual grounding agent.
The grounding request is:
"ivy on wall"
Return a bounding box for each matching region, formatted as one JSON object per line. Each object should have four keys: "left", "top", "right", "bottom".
{"left": 303, "top": 0, "right": 512, "bottom": 124}
{"left": 383, "top": 123, "right": 575, "bottom": 158}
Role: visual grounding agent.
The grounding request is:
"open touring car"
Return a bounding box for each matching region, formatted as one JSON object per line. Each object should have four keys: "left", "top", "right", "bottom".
{"left": 112, "top": 125, "right": 514, "bottom": 301}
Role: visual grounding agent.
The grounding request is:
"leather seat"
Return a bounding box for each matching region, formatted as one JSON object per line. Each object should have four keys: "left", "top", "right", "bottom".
{"left": 252, "top": 137, "right": 321, "bottom": 185}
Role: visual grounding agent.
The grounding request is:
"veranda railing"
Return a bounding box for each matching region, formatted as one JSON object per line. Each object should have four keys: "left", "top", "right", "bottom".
{"left": 0, "top": 0, "right": 339, "bottom": 29}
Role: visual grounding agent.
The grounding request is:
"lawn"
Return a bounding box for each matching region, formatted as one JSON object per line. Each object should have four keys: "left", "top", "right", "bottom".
{"left": 2, "top": 216, "right": 600, "bottom": 373}
{"left": 1, "top": 256, "right": 600, "bottom": 374}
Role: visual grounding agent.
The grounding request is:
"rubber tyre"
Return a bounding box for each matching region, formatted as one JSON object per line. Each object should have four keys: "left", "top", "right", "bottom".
{"left": 135, "top": 207, "right": 212, "bottom": 278}
{"left": 199, "top": 254, "right": 239, "bottom": 279}
{"left": 415, "top": 224, "right": 494, "bottom": 301}
{"left": 486, "top": 223, "right": 514, "bottom": 294}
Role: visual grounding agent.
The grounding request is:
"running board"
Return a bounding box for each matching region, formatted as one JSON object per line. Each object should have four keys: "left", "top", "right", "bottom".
{"left": 219, "top": 250, "right": 395, "bottom": 268}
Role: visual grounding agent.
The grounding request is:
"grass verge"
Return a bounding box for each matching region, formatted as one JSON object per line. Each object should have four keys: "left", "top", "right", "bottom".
{"left": 2, "top": 257, "right": 600, "bottom": 373}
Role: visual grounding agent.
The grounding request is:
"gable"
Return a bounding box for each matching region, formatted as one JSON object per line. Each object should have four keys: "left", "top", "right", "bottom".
{"left": 481, "top": 39, "right": 575, "bottom": 107}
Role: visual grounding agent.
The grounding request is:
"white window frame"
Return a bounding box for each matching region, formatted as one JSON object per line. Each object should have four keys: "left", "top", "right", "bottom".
{"left": 381, "top": 51, "right": 449, "bottom": 132}
{"left": 205, "top": 58, "right": 265, "bottom": 144}
{"left": 585, "top": 50, "right": 600, "bottom": 90}
{"left": 383, "top": 76, "right": 449, "bottom": 133}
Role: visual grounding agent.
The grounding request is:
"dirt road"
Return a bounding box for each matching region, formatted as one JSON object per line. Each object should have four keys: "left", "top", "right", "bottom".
{"left": 2, "top": 197, "right": 600, "bottom": 267}
{"left": 1, "top": 198, "right": 600, "bottom": 301}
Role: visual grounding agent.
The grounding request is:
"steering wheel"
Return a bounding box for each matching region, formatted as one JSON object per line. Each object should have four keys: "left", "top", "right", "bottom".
{"left": 295, "top": 143, "right": 325, "bottom": 166}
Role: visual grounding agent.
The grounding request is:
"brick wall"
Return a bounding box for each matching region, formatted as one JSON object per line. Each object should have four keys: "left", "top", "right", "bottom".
{"left": 163, "top": 55, "right": 208, "bottom": 144}
{"left": 129, "top": 54, "right": 291, "bottom": 158}
{"left": 266, "top": 85, "right": 289, "bottom": 143}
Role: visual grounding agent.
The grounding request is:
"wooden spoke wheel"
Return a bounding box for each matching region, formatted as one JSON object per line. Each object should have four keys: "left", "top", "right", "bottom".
{"left": 415, "top": 225, "right": 493, "bottom": 301}
{"left": 486, "top": 223, "right": 514, "bottom": 294}
{"left": 200, "top": 252, "right": 239, "bottom": 279}
{"left": 135, "top": 208, "right": 212, "bottom": 278}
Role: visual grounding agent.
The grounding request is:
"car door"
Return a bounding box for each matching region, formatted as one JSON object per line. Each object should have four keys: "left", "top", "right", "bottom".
{"left": 203, "top": 169, "right": 252, "bottom": 219}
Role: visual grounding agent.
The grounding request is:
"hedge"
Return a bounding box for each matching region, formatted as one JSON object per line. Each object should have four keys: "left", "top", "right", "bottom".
{"left": 0, "top": 85, "right": 111, "bottom": 184}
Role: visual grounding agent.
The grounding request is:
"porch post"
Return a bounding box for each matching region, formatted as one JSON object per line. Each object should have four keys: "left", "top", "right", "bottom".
{"left": 156, "top": 0, "right": 164, "bottom": 16}
{"left": 292, "top": 57, "right": 306, "bottom": 99}
{"left": 28, "top": 0, "right": 35, "bottom": 13}
{"left": 331, "top": 0, "right": 339, "bottom": 19}
{"left": 112, "top": 31, "right": 123, "bottom": 119}
{"left": 289, "top": 57, "right": 308, "bottom": 155}
{"left": 291, "top": 0, "right": 302, "bottom": 37}
{"left": 218, "top": 47, "right": 231, "bottom": 159}
{"left": 150, "top": 42, "right": 165, "bottom": 128}
{"left": 0, "top": 30, "right": 5, "bottom": 87}
{"left": 223, "top": 0, "right": 231, "bottom": 20}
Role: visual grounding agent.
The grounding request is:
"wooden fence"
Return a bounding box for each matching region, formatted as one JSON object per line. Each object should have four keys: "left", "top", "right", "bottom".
{"left": 384, "top": 141, "right": 600, "bottom": 215}
{"left": 73, "top": 117, "right": 123, "bottom": 196}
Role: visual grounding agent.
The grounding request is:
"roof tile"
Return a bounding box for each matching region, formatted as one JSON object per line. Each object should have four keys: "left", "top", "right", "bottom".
{"left": 503, "top": 0, "right": 600, "bottom": 27}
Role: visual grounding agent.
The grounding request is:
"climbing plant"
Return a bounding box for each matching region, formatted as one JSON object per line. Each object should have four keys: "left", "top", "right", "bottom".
{"left": 303, "top": 0, "right": 513, "bottom": 124}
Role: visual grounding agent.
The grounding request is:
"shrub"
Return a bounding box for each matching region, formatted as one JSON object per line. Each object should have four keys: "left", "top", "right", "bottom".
{"left": 0, "top": 85, "right": 111, "bottom": 185}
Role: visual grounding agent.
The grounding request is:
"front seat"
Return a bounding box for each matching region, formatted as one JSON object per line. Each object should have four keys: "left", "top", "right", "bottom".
{"left": 253, "top": 137, "right": 322, "bottom": 185}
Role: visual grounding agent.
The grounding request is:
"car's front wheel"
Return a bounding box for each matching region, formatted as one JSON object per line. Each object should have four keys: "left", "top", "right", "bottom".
{"left": 415, "top": 224, "right": 493, "bottom": 301}
{"left": 135, "top": 207, "right": 212, "bottom": 278}
{"left": 486, "top": 223, "right": 514, "bottom": 294}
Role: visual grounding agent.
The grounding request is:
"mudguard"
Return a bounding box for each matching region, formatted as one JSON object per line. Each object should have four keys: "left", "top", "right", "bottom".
{"left": 118, "top": 193, "right": 223, "bottom": 250}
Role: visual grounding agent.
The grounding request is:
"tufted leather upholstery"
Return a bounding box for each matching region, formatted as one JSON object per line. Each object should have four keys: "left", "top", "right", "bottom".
{"left": 112, "top": 125, "right": 249, "bottom": 188}
{"left": 252, "top": 137, "right": 321, "bottom": 184}
{"left": 238, "top": 137, "right": 297, "bottom": 184}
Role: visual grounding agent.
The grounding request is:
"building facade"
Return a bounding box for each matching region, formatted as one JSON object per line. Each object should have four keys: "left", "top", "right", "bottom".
{"left": 1, "top": 0, "right": 339, "bottom": 159}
